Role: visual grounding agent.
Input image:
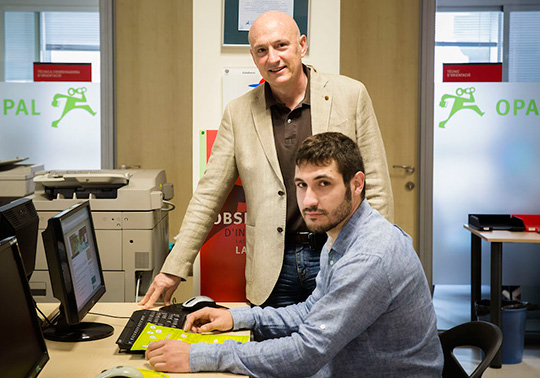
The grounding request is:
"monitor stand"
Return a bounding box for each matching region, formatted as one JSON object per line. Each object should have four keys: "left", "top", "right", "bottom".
{"left": 43, "top": 322, "right": 114, "bottom": 342}
{"left": 42, "top": 310, "right": 114, "bottom": 342}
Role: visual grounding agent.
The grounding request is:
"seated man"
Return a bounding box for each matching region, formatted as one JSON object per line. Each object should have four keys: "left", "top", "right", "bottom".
{"left": 145, "top": 132, "right": 443, "bottom": 377}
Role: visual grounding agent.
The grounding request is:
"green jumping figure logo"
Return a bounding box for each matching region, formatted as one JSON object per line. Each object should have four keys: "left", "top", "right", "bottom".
{"left": 51, "top": 87, "right": 96, "bottom": 128}
{"left": 439, "top": 87, "right": 484, "bottom": 128}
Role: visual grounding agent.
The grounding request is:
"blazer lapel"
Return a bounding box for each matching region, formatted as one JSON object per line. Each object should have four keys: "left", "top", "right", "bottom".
{"left": 310, "top": 67, "right": 332, "bottom": 135}
{"left": 251, "top": 89, "right": 283, "bottom": 183}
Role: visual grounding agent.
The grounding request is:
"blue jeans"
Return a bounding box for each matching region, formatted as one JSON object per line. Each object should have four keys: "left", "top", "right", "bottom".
{"left": 261, "top": 243, "right": 321, "bottom": 308}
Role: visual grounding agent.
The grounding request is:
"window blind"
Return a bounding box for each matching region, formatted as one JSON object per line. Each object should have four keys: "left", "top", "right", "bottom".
{"left": 508, "top": 11, "right": 540, "bottom": 82}
{"left": 42, "top": 12, "right": 100, "bottom": 51}
{"left": 4, "top": 12, "right": 36, "bottom": 82}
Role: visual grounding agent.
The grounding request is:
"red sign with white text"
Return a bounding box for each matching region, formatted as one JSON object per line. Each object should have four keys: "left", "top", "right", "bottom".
{"left": 443, "top": 63, "right": 502, "bottom": 82}
{"left": 199, "top": 130, "right": 247, "bottom": 302}
{"left": 33, "top": 63, "right": 92, "bottom": 82}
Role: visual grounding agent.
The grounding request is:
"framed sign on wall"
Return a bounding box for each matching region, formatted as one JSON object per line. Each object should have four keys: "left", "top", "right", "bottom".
{"left": 222, "top": 0, "right": 309, "bottom": 46}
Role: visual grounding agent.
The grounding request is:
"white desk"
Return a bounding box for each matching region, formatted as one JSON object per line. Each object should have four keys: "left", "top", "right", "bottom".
{"left": 464, "top": 225, "right": 540, "bottom": 368}
{"left": 37, "top": 302, "right": 249, "bottom": 378}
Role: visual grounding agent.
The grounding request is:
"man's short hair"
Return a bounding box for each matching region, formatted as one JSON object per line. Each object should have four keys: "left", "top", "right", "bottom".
{"left": 296, "top": 132, "right": 366, "bottom": 196}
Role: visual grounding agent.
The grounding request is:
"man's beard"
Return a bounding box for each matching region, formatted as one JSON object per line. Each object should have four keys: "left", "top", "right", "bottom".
{"left": 303, "top": 185, "right": 352, "bottom": 234}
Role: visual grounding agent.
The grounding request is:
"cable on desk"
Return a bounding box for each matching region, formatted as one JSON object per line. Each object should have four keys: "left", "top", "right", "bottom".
{"left": 162, "top": 200, "right": 176, "bottom": 212}
{"left": 135, "top": 271, "right": 142, "bottom": 303}
{"left": 88, "top": 312, "right": 130, "bottom": 319}
{"left": 34, "top": 301, "right": 54, "bottom": 329}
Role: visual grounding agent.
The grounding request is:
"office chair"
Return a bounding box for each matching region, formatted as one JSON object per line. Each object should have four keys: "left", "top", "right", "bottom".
{"left": 438, "top": 321, "right": 502, "bottom": 378}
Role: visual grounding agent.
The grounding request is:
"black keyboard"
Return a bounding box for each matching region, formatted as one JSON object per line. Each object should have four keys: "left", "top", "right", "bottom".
{"left": 116, "top": 309, "right": 188, "bottom": 353}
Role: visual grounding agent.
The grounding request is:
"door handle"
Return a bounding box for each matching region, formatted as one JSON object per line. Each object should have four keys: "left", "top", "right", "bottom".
{"left": 392, "top": 165, "right": 415, "bottom": 175}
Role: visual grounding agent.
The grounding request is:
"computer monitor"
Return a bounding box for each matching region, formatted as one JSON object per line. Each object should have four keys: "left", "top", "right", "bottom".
{"left": 0, "top": 236, "right": 49, "bottom": 377}
{"left": 41, "top": 201, "right": 113, "bottom": 342}
{"left": 0, "top": 197, "right": 39, "bottom": 279}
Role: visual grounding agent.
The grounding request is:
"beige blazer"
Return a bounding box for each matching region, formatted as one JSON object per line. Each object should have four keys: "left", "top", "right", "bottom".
{"left": 161, "top": 66, "right": 394, "bottom": 305}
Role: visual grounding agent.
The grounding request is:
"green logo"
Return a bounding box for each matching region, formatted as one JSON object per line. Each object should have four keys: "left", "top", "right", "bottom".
{"left": 438, "top": 87, "right": 484, "bottom": 128}
{"left": 51, "top": 87, "right": 96, "bottom": 127}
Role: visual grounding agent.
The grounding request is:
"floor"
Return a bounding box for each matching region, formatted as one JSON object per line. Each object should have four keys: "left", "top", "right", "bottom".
{"left": 433, "top": 285, "right": 540, "bottom": 377}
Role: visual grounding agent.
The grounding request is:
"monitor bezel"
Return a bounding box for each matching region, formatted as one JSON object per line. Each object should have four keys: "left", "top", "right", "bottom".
{"left": 0, "top": 197, "right": 39, "bottom": 279}
{"left": 42, "top": 201, "right": 107, "bottom": 325}
{"left": 0, "top": 236, "right": 49, "bottom": 377}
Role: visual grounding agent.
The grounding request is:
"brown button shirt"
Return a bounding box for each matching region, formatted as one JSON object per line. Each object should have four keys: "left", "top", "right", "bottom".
{"left": 265, "top": 66, "right": 311, "bottom": 234}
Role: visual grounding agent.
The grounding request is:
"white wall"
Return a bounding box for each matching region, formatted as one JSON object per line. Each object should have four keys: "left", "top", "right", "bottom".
{"left": 192, "top": 0, "right": 341, "bottom": 185}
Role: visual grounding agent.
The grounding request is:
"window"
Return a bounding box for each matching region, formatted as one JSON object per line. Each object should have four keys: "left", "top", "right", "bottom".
{"left": 431, "top": 4, "right": 540, "bottom": 290}
{"left": 435, "top": 7, "right": 540, "bottom": 82}
{"left": 1, "top": 3, "right": 104, "bottom": 170}
{"left": 435, "top": 11, "right": 503, "bottom": 82}
{"left": 508, "top": 11, "right": 540, "bottom": 82}
{"left": 4, "top": 11, "right": 100, "bottom": 82}
{"left": 4, "top": 12, "right": 37, "bottom": 82}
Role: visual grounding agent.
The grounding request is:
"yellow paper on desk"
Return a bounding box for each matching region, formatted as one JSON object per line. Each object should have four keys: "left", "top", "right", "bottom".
{"left": 131, "top": 322, "right": 250, "bottom": 351}
{"left": 138, "top": 368, "right": 170, "bottom": 378}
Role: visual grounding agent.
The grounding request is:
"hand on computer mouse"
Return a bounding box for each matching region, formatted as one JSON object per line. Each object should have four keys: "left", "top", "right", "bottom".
{"left": 95, "top": 365, "right": 144, "bottom": 378}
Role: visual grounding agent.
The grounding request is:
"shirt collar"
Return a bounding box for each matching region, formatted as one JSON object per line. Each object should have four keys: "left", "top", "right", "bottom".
{"left": 264, "top": 64, "right": 311, "bottom": 110}
{"left": 328, "top": 200, "right": 372, "bottom": 258}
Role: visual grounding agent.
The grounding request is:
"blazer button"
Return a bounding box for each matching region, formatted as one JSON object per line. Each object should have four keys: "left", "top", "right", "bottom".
{"left": 277, "top": 227, "right": 284, "bottom": 233}
{"left": 278, "top": 190, "right": 285, "bottom": 196}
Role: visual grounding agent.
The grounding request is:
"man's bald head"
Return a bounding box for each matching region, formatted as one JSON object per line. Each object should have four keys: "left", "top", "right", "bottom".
{"left": 248, "top": 11, "right": 301, "bottom": 47}
{"left": 247, "top": 10, "right": 307, "bottom": 102}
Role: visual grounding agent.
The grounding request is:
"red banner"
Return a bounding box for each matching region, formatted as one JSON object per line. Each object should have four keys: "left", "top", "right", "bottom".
{"left": 200, "top": 130, "right": 247, "bottom": 301}
{"left": 33, "top": 63, "right": 92, "bottom": 82}
{"left": 443, "top": 63, "right": 502, "bottom": 82}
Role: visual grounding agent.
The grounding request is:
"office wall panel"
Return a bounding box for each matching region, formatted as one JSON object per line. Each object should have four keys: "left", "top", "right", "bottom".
{"left": 115, "top": 0, "right": 193, "bottom": 240}
{"left": 340, "top": 0, "right": 421, "bottom": 248}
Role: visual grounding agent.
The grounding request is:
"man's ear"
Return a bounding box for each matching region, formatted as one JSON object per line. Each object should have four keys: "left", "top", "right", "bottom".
{"left": 351, "top": 171, "right": 365, "bottom": 196}
{"left": 299, "top": 35, "right": 308, "bottom": 57}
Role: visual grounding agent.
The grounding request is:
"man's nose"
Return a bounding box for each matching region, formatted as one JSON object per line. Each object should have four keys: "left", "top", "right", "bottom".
{"left": 267, "top": 47, "right": 279, "bottom": 64}
{"left": 303, "top": 187, "right": 318, "bottom": 208}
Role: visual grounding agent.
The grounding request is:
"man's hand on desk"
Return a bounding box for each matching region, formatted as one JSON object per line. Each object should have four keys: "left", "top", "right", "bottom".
{"left": 145, "top": 308, "right": 235, "bottom": 373}
{"left": 184, "top": 307, "right": 234, "bottom": 333}
{"left": 145, "top": 339, "right": 190, "bottom": 373}
{"left": 139, "top": 272, "right": 181, "bottom": 309}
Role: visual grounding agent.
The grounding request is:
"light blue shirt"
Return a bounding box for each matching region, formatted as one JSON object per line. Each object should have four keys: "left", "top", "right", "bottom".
{"left": 190, "top": 201, "right": 443, "bottom": 377}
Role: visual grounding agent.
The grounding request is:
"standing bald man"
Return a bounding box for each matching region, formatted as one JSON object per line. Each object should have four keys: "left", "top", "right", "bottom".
{"left": 140, "top": 11, "right": 393, "bottom": 309}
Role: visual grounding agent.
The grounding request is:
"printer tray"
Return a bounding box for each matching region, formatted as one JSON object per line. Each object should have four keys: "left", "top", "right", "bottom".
{"left": 468, "top": 214, "right": 525, "bottom": 232}
{"left": 512, "top": 214, "right": 540, "bottom": 232}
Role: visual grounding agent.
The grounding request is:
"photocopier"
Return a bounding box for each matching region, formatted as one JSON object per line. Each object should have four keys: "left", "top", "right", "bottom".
{"left": 30, "top": 169, "right": 175, "bottom": 302}
{"left": 0, "top": 158, "right": 44, "bottom": 206}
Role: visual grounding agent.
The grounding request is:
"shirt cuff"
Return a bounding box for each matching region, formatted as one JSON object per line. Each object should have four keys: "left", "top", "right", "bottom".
{"left": 189, "top": 342, "right": 220, "bottom": 372}
{"left": 189, "top": 339, "right": 250, "bottom": 375}
{"left": 229, "top": 306, "right": 256, "bottom": 330}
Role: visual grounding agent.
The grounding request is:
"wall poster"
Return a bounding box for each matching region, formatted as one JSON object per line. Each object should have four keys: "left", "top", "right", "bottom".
{"left": 199, "top": 130, "right": 247, "bottom": 302}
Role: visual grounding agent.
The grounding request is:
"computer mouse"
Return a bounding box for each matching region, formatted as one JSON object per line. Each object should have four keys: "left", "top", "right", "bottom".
{"left": 182, "top": 295, "right": 219, "bottom": 311}
{"left": 95, "top": 365, "right": 143, "bottom": 378}
{"left": 160, "top": 295, "right": 224, "bottom": 314}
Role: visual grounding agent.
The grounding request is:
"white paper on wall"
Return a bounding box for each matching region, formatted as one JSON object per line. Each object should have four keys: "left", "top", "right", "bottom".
{"left": 222, "top": 67, "right": 263, "bottom": 112}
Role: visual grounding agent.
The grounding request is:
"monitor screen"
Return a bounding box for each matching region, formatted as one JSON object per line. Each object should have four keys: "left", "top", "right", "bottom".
{"left": 41, "top": 201, "right": 113, "bottom": 342}
{"left": 0, "top": 237, "right": 49, "bottom": 378}
{"left": 0, "top": 197, "right": 39, "bottom": 279}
